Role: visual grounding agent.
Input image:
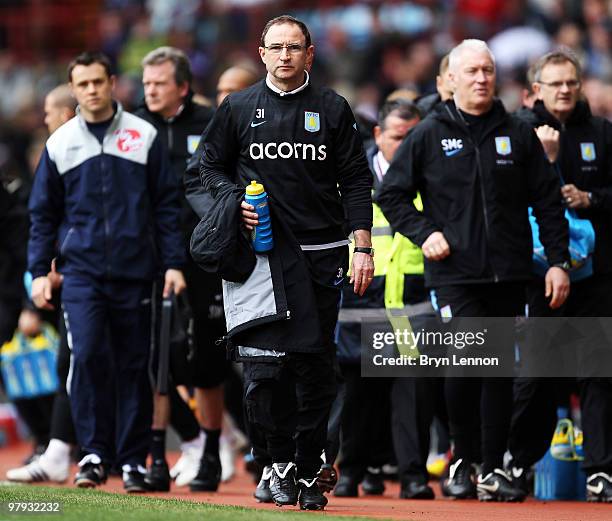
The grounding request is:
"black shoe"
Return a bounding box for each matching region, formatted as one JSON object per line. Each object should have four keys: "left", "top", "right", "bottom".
{"left": 299, "top": 477, "right": 328, "bottom": 511}
{"left": 189, "top": 453, "right": 222, "bottom": 492}
{"left": 509, "top": 466, "right": 529, "bottom": 496}
{"left": 269, "top": 462, "right": 298, "bottom": 506}
{"left": 145, "top": 459, "right": 170, "bottom": 492}
{"left": 400, "top": 480, "right": 435, "bottom": 500}
{"left": 317, "top": 464, "right": 338, "bottom": 493}
{"left": 441, "top": 458, "right": 477, "bottom": 499}
{"left": 74, "top": 456, "right": 107, "bottom": 488}
{"left": 334, "top": 474, "right": 359, "bottom": 497}
{"left": 362, "top": 468, "right": 385, "bottom": 495}
{"left": 586, "top": 472, "right": 612, "bottom": 503}
{"left": 477, "top": 468, "right": 526, "bottom": 502}
{"left": 254, "top": 465, "right": 273, "bottom": 503}
{"left": 123, "top": 465, "right": 148, "bottom": 494}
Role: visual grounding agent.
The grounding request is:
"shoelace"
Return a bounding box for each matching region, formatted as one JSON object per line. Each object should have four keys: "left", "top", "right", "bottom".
{"left": 272, "top": 464, "right": 296, "bottom": 493}
{"left": 449, "top": 459, "right": 471, "bottom": 484}
{"left": 298, "top": 477, "right": 318, "bottom": 488}
{"left": 78, "top": 453, "right": 102, "bottom": 467}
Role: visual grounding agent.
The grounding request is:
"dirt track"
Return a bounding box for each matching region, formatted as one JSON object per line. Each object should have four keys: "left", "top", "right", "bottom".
{"left": 1, "top": 443, "right": 610, "bottom": 521}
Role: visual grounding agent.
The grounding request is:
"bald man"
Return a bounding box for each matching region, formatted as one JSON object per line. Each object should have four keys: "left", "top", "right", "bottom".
{"left": 216, "top": 66, "right": 258, "bottom": 107}
{"left": 44, "top": 84, "right": 77, "bottom": 134}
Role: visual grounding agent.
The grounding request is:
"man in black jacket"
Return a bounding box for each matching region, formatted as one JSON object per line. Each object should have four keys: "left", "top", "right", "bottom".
{"left": 508, "top": 49, "right": 612, "bottom": 502}
{"left": 136, "top": 46, "right": 226, "bottom": 493}
{"left": 378, "top": 39, "right": 570, "bottom": 502}
{"left": 198, "top": 15, "right": 373, "bottom": 510}
{"left": 415, "top": 53, "right": 453, "bottom": 116}
{"left": 0, "top": 183, "right": 27, "bottom": 345}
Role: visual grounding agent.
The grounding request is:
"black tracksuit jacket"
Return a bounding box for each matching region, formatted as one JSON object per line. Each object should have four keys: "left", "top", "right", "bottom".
{"left": 517, "top": 100, "right": 612, "bottom": 276}
{"left": 0, "top": 183, "right": 28, "bottom": 301}
{"left": 135, "top": 93, "right": 214, "bottom": 241}
{"left": 377, "top": 99, "right": 569, "bottom": 288}
{"left": 198, "top": 78, "right": 372, "bottom": 245}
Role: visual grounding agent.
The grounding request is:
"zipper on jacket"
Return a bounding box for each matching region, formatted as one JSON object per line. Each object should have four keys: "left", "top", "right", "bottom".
{"left": 473, "top": 144, "right": 499, "bottom": 283}
{"left": 167, "top": 124, "right": 173, "bottom": 150}
{"left": 100, "top": 142, "right": 112, "bottom": 278}
{"left": 226, "top": 307, "right": 291, "bottom": 340}
{"left": 450, "top": 105, "right": 502, "bottom": 283}
{"left": 59, "top": 227, "right": 75, "bottom": 256}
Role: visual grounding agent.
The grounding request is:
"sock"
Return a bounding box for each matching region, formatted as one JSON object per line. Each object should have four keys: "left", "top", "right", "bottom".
{"left": 202, "top": 428, "right": 221, "bottom": 459}
{"left": 151, "top": 429, "right": 166, "bottom": 462}
{"left": 43, "top": 439, "right": 71, "bottom": 463}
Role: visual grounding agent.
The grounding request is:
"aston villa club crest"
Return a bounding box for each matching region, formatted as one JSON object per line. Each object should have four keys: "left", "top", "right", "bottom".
{"left": 304, "top": 111, "right": 320, "bottom": 132}
{"left": 187, "top": 135, "right": 200, "bottom": 154}
{"left": 495, "top": 136, "right": 512, "bottom": 156}
{"left": 581, "top": 142, "right": 596, "bottom": 162}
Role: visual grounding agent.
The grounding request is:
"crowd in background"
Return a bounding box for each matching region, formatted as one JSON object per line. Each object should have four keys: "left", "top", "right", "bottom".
{"left": 1, "top": 0, "right": 612, "bottom": 506}
{"left": 1, "top": 0, "right": 612, "bottom": 199}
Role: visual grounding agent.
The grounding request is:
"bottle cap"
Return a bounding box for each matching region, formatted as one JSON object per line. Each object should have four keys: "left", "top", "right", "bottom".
{"left": 246, "top": 180, "right": 264, "bottom": 196}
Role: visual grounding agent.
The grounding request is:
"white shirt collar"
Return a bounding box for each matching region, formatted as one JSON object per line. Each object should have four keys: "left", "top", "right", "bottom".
{"left": 266, "top": 70, "right": 310, "bottom": 97}
{"left": 375, "top": 150, "right": 390, "bottom": 177}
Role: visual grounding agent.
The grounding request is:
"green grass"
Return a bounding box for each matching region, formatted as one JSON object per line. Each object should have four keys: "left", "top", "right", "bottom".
{"left": 0, "top": 485, "right": 391, "bottom": 521}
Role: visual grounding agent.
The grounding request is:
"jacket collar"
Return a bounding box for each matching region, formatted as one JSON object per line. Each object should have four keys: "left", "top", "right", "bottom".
{"left": 76, "top": 101, "right": 122, "bottom": 137}
{"left": 532, "top": 99, "right": 592, "bottom": 129}
{"left": 137, "top": 91, "right": 195, "bottom": 124}
{"left": 265, "top": 70, "right": 310, "bottom": 97}
{"left": 435, "top": 98, "right": 509, "bottom": 139}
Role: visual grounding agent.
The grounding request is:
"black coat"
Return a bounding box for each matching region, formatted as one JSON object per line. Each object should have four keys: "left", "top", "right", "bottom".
{"left": 135, "top": 93, "right": 214, "bottom": 240}
{"left": 0, "top": 183, "right": 28, "bottom": 301}
{"left": 518, "top": 100, "right": 612, "bottom": 276}
{"left": 189, "top": 183, "right": 323, "bottom": 356}
{"left": 377, "top": 99, "right": 570, "bottom": 287}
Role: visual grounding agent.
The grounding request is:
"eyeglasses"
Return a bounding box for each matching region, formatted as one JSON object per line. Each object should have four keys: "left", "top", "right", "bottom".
{"left": 537, "top": 80, "right": 581, "bottom": 89}
{"left": 264, "top": 43, "right": 306, "bottom": 55}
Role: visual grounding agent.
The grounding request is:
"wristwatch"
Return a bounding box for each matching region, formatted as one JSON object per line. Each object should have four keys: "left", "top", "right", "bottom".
{"left": 551, "top": 261, "right": 571, "bottom": 272}
{"left": 354, "top": 246, "right": 375, "bottom": 257}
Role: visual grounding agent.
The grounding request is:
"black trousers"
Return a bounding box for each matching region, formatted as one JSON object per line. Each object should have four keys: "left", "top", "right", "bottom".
{"left": 338, "top": 364, "right": 392, "bottom": 479}
{"left": 242, "top": 247, "right": 347, "bottom": 478}
{"left": 49, "top": 313, "right": 76, "bottom": 444}
{"left": 244, "top": 350, "right": 337, "bottom": 478}
{"left": 433, "top": 282, "right": 526, "bottom": 474}
{"left": 509, "top": 274, "right": 612, "bottom": 473}
{"left": 392, "top": 376, "right": 447, "bottom": 485}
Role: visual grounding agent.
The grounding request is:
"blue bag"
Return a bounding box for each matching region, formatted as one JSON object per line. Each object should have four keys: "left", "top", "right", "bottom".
{"left": 528, "top": 166, "right": 595, "bottom": 281}
{"left": 0, "top": 324, "right": 59, "bottom": 399}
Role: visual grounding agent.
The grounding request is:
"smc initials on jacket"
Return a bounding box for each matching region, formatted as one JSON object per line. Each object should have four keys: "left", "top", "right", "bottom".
{"left": 377, "top": 99, "right": 569, "bottom": 287}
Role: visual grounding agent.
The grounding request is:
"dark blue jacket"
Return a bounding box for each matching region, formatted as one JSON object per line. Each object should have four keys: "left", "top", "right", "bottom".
{"left": 28, "top": 103, "right": 184, "bottom": 281}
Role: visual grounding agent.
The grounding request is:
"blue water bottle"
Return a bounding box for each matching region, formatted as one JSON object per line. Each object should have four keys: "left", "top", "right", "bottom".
{"left": 245, "top": 180, "right": 274, "bottom": 253}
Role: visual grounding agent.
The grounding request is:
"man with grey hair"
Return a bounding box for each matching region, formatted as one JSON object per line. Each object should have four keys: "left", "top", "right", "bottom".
{"left": 378, "top": 39, "right": 570, "bottom": 502}
{"left": 136, "top": 46, "right": 222, "bottom": 493}
{"left": 509, "top": 48, "right": 612, "bottom": 503}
